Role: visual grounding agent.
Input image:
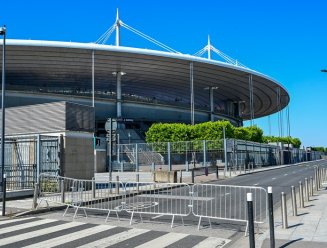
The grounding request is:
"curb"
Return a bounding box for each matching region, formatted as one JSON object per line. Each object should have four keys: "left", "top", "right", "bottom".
{"left": 235, "top": 165, "right": 293, "bottom": 177}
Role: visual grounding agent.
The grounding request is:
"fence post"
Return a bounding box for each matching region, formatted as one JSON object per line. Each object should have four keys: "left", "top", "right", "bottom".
{"left": 247, "top": 193, "right": 255, "bottom": 248}
{"left": 135, "top": 144, "right": 139, "bottom": 172}
{"left": 304, "top": 178, "right": 309, "bottom": 202}
{"left": 92, "top": 178, "right": 95, "bottom": 198}
{"left": 185, "top": 161, "right": 189, "bottom": 172}
{"left": 291, "top": 186, "right": 297, "bottom": 216}
{"left": 116, "top": 176, "right": 120, "bottom": 194}
{"left": 136, "top": 174, "right": 139, "bottom": 192}
{"left": 203, "top": 140, "right": 206, "bottom": 168}
{"left": 281, "top": 192, "right": 288, "bottom": 229}
{"left": 167, "top": 142, "right": 172, "bottom": 172}
{"left": 223, "top": 127, "right": 227, "bottom": 177}
{"left": 179, "top": 170, "right": 182, "bottom": 183}
{"left": 267, "top": 186, "right": 275, "bottom": 248}
{"left": 299, "top": 181, "right": 304, "bottom": 208}
{"left": 191, "top": 169, "right": 195, "bottom": 184}
{"left": 61, "top": 179, "right": 65, "bottom": 204}
{"left": 151, "top": 162, "right": 155, "bottom": 172}
{"left": 36, "top": 134, "right": 41, "bottom": 184}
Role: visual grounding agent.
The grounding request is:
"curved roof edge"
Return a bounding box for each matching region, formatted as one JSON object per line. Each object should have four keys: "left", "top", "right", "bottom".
{"left": 3, "top": 39, "right": 289, "bottom": 99}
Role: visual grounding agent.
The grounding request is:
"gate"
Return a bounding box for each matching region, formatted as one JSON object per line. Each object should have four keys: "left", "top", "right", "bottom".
{"left": 4, "top": 135, "right": 60, "bottom": 190}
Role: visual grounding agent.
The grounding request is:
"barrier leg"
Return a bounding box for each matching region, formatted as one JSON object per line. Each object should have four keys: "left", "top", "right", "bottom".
{"left": 63, "top": 205, "right": 70, "bottom": 217}
{"left": 130, "top": 212, "right": 134, "bottom": 225}
{"left": 115, "top": 211, "right": 120, "bottom": 221}
{"left": 171, "top": 215, "right": 175, "bottom": 228}
{"left": 208, "top": 217, "right": 212, "bottom": 228}
{"left": 105, "top": 210, "right": 111, "bottom": 222}
{"left": 197, "top": 216, "right": 202, "bottom": 230}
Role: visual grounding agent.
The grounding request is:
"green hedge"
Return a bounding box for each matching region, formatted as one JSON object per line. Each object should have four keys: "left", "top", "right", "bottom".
{"left": 145, "top": 120, "right": 302, "bottom": 148}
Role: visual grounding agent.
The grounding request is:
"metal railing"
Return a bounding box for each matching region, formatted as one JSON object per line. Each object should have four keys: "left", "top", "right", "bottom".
{"left": 38, "top": 174, "right": 268, "bottom": 228}
{"left": 192, "top": 184, "right": 267, "bottom": 229}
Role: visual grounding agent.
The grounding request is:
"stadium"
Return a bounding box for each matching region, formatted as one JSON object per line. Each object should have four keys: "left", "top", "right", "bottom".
{"left": 0, "top": 11, "right": 290, "bottom": 139}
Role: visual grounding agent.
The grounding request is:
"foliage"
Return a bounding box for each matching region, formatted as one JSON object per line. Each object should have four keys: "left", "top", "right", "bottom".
{"left": 311, "top": 147, "right": 327, "bottom": 152}
{"left": 146, "top": 120, "right": 302, "bottom": 148}
{"left": 262, "top": 136, "right": 302, "bottom": 148}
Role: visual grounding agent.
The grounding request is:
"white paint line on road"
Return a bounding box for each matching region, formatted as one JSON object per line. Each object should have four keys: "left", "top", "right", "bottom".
{"left": 0, "top": 221, "right": 85, "bottom": 247}
{"left": 253, "top": 183, "right": 259, "bottom": 186}
{"left": 134, "top": 232, "right": 188, "bottom": 248}
{"left": 25, "top": 224, "right": 116, "bottom": 248}
{"left": 284, "top": 174, "right": 288, "bottom": 176}
{"left": 0, "top": 217, "right": 35, "bottom": 226}
{"left": 192, "top": 236, "right": 230, "bottom": 248}
{"left": 77, "top": 227, "right": 150, "bottom": 248}
{"left": 272, "top": 178, "right": 276, "bottom": 180}
{"left": 0, "top": 218, "right": 58, "bottom": 235}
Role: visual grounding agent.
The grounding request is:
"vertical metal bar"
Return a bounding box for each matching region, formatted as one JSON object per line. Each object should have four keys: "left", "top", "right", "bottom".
{"left": 281, "top": 192, "right": 288, "bottom": 229}
{"left": 1, "top": 27, "right": 6, "bottom": 208}
{"left": 168, "top": 142, "right": 171, "bottom": 171}
{"left": 267, "top": 187, "right": 275, "bottom": 248}
{"left": 135, "top": 143, "right": 139, "bottom": 172}
{"left": 247, "top": 193, "right": 255, "bottom": 248}
{"left": 92, "top": 50, "right": 95, "bottom": 108}
{"left": 36, "top": 135, "right": 41, "bottom": 183}
{"left": 61, "top": 179, "right": 65, "bottom": 204}
{"left": 203, "top": 140, "right": 206, "bottom": 168}
{"left": 223, "top": 127, "right": 227, "bottom": 177}
{"left": 190, "top": 62, "right": 194, "bottom": 125}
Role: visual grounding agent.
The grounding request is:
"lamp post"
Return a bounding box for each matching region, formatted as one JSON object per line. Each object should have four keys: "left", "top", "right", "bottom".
{"left": 0, "top": 25, "right": 6, "bottom": 216}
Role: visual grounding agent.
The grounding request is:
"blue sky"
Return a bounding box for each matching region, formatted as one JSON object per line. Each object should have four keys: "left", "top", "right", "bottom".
{"left": 1, "top": 0, "right": 327, "bottom": 147}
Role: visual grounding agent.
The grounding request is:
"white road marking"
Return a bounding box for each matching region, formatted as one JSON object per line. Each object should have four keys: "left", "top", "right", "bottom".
{"left": 284, "top": 174, "right": 288, "bottom": 176}
{"left": 253, "top": 183, "right": 259, "bottom": 186}
{"left": 0, "top": 218, "right": 58, "bottom": 235}
{"left": 0, "top": 221, "right": 85, "bottom": 246}
{"left": 77, "top": 228, "right": 150, "bottom": 248}
{"left": 134, "top": 232, "right": 189, "bottom": 248}
{"left": 0, "top": 217, "right": 35, "bottom": 226}
{"left": 192, "top": 236, "right": 230, "bottom": 248}
{"left": 272, "top": 178, "right": 276, "bottom": 180}
{"left": 24, "top": 224, "right": 115, "bottom": 248}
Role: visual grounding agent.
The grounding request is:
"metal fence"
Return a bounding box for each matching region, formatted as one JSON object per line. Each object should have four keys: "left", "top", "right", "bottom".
{"left": 114, "top": 139, "right": 325, "bottom": 173}
{"left": 38, "top": 174, "right": 268, "bottom": 228}
{"left": 4, "top": 135, "right": 60, "bottom": 191}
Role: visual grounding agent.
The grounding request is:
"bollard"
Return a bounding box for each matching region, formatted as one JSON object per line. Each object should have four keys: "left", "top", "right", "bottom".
{"left": 291, "top": 186, "right": 297, "bottom": 216}
{"left": 191, "top": 169, "right": 195, "bottom": 183}
{"left": 247, "top": 193, "right": 255, "bottom": 248}
{"left": 304, "top": 178, "right": 309, "bottom": 202}
{"left": 33, "top": 183, "right": 39, "bottom": 209}
{"left": 216, "top": 166, "right": 219, "bottom": 179}
{"left": 314, "top": 167, "right": 319, "bottom": 192}
{"left": 116, "top": 176, "right": 120, "bottom": 194}
{"left": 179, "top": 170, "right": 182, "bottom": 183}
{"left": 299, "top": 181, "right": 304, "bottom": 208}
{"left": 92, "top": 178, "right": 96, "bottom": 199}
{"left": 136, "top": 174, "right": 139, "bottom": 192}
{"left": 310, "top": 176, "right": 313, "bottom": 196}
{"left": 281, "top": 192, "right": 288, "bottom": 229}
{"left": 267, "top": 187, "right": 275, "bottom": 248}
{"left": 61, "top": 179, "right": 65, "bottom": 204}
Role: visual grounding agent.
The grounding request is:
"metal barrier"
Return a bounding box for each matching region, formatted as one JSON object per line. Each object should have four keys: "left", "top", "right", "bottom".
{"left": 38, "top": 174, "right": 125, "bottom": 221}
{"left": 192, "top": 184, "right": 267, "bottom": 229}
{"left": 124, "top": 182, "right": 191, "bottom": 227}
{"left": 38, "top": 174, "right": 268, "bottom": 229}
